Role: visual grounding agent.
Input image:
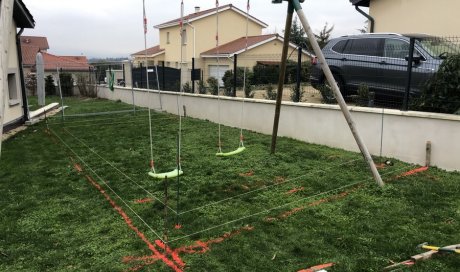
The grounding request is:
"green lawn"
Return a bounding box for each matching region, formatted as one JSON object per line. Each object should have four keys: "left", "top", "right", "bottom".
{"left": 0, "top": 96, "right": 459, "bottom": 271}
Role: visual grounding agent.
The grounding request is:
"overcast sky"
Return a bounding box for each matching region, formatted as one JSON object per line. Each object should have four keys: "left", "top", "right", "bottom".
{"left": 22, "top": 0, "right": 368, "bottom": 58}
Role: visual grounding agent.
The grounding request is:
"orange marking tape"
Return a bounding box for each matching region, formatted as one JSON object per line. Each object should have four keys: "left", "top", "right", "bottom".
{"left": 124, "top": 226, "right": 254, "bottom": 270}
{"left": 271, "top": 191, "right": 352, "bottom": 221}
{"left": 174, "top": 224, "right": 182, "bottom": 229}
{"left": 397, "top": 166, "right": 429, "bottom": 178}
{"left": 174, "top": 226, "right": 254, "bottom": 255}
{"left": 239, "top": 170, "right": 254, "bottom": 177}
{"left": 298, "top": 262, "right": 335, "bottom": 272}
{"left": 156, "top": 240, "right": 186, "bottom": 268}
{"left": 84, "top": 174, "right": 183, "bottom": 272}
{"left": 134, "top": 198, "right": 153, "bottom": 204}
{"left": 73, "top": 163, "right": 83, "bottom": 173}
{"left": 286, "top": 187, "right": 304, "bottom": 195}
{"left": 72, "top": 161, "right": 183, "bottom": 272}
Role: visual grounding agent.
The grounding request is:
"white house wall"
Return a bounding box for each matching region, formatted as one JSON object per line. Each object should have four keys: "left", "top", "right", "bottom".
{"left": 4, "top": 20, "right": 23, "bottom": 126}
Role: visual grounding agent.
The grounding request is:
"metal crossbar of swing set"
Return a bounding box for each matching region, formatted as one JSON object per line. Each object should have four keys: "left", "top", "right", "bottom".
{"left": 271, "top": 0, "right": 384, "bottom": 187}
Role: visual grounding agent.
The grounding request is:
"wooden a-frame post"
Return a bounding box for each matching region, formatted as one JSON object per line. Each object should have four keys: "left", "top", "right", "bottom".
{"left": 271, "top": 0, "right": 384, "bottom": 187}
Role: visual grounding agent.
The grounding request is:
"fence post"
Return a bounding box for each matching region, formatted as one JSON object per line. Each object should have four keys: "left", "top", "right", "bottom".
{"left": 162, "top": 61, "right": 165, "bottom": 90}
{"left": 140, "top": 63, "right": 144, "bottom": 89}
{"left": 233, "top": 54, "right": 238, "bottom": 97}
{"left": 403, "top": 37, "right": 415, "bottom": 111}
{"left": 296, "top": 46, "right": 302, "bottom": 102}
{"left": 192, "top": 57, "right": 195, "bottom": 93}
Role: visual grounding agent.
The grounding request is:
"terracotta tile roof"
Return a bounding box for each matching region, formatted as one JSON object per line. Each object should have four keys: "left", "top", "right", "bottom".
{"left": 201, "top": 34, "right": 278, "bottom": 56}
{"left": 21, "top": 45, "right": 41, "bottom": 66}
{"left": 20, "top": 36, "right": 49, "bottom": 50}
{"left": 41, "top": 52, "right": 91, "bottom": 72}
{"left": 131, "top": 45, "right": 164, "bottom": 56}
{"left": 154, "top": 4, "right": 267, "bottom": 29}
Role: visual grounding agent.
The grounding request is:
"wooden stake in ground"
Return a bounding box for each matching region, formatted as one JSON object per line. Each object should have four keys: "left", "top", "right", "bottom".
{"left": 0, "top": 0, "right": 15, "bottom": 158}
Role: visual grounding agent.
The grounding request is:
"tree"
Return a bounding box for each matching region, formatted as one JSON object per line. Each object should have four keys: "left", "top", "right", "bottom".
{"left": 222, "top": 68, "right": 254, "bottom": 98}
{"left": 288, "top": 17, "right": 310, "bottom": 50}
{"left": 59, "top": 72, "right": 74, "bottom": 96}
{"left": 207, "top": 77, "right": 219, "bottom": 95}
{"left": 358, "top": 20, "right": 369, "bottom": 34}
{"left": 45, "top": 75, "right": 55, "bottom": 96}
{"left": 25, "top": 73, "right": 37, "bottom": 95}
{"left": 315, "top": 23, "right": 334, "bottom": 49}
{"left": 413, "top": 54, "right": 460, "bottom": 114}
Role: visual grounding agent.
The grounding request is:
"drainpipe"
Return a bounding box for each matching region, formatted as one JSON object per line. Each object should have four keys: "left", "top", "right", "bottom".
{"left": 16, "top": 27, "right": 29, "bottom": 122}
{"left": 355, "top": 5, "right": 374, "bottom": 33}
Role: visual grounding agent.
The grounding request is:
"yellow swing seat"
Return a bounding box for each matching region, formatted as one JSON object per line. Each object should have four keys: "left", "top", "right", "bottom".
{"left": 216, "top": 146, "right": 246, "bottom": 157}
{"left": 148, "top": 168, "right": 183, "bottom": 179}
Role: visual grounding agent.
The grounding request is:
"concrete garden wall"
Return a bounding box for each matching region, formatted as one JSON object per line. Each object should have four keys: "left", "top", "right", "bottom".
{"left": 97, "top": 85, "right": 460, "bottom": 172}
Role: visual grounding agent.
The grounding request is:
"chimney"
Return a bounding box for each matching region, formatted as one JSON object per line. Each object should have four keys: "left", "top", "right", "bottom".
{"left": 194, "top": 6, "right": 200, "bottom": 13}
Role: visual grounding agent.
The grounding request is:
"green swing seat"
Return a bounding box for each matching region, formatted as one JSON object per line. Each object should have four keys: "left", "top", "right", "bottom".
{"left": 148, "top": 168, "right": 183, "bottom": 179}
{"left": 216, "top": 146, "right": 246, "bottom": 157}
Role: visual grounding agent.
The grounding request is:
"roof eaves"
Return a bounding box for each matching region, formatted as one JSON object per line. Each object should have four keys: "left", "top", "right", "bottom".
{"left": 350, "top": 0, "right": 370, "bottom": 7}
{"left": 131, "top": 50, "right": 165, "bottom": 58}
{"left": 154, "top": 5, "right": 267, "bottom": 29}
{"left": 232, "top": 35, "right": 278, "bottom": 55}
{"left": 14, "top": 0, "right": 35, "bottom": 28}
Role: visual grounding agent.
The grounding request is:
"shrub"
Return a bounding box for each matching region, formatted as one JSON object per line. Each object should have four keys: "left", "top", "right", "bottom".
{"left": 244, "top": 79, "right": 254, "bottom": 98}
{"left": 222, "top": 67, "right": 254, "bottom": 98}
{"left": 318, "top": 84, "right": 336, "bottom": 104}
{"left": 264, "top": 84, "right": 277, "bottom": 100}
{"left": 252, "top": 61, "right": 311, "bottom": 86}
{"left": 252, "top": 64, "right": 279, "bottom": 85}
{"left": 207, "top": 77, "right": 219, "bottom": 95}
{"left": 45, "top": 75, "right": 56, "bottom": 96}
{"left": 59, "top": 72, "right": 74, "bottom": 96}
{"left": 412, "top": 54, "right": 460, "bottom": 114}
{"left": 290, "top": 84, "right": 305, "bottom": 102}
{"left": 222, "top": 70, "right": 234, "bottom": 96}
{"left": 198, "top": 80, "right": 207, "bottom": 94}
{"left": 25, "top": 73, "right": 37, "bottom": 95}
{"left": 353, "top": 84, "right": 371, "bottom": 107}
{"left": 182, "top": 82, "right": 192, "bottom": 93}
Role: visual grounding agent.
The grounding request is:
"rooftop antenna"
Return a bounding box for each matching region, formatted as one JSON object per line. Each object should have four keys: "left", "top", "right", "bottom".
{"left": 271, "top": 0, "right": 384, "bottom": 187}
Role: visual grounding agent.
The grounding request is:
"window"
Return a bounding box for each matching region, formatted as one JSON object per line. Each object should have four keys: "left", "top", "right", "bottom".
{"left": 332, "top": 40, "right": 348, "bottom": 53}
{"left": 167, "top": 32, "right": 170, "bottom": 44}
{"left": 181, "top": 29, "right": 187, "bottom": 45}
{"left": 342, "top": 38, "right": 384, "bottom": 57}
{"left": 8, "top": 73, "right": 19, "bottom": 105}
{"left": 384, "top": 39, "right": 410, "bottom": 59}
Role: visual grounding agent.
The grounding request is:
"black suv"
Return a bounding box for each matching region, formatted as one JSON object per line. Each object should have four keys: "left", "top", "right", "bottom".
{"left": 310, "top": 33, "right": 459, "bottom": 102}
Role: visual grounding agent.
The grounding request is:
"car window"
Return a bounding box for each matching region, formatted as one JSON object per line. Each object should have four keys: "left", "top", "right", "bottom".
{"left": 384, "top": 39, "right": 409, "bottom": 59}
{"left": 342, "top": 38, "right": 383, "bottom": 57}
{"left": 331, "top": 40, "right": 347, "bottom": 53}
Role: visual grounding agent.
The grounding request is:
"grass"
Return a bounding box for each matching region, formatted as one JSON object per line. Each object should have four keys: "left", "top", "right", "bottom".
{"left": 0, "top": 96, "right": 459, "bottom": 271}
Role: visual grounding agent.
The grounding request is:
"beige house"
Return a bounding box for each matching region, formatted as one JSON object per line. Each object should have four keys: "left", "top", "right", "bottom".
{"left": 1, "top": 0, "right": 35, "bottom": 132}
{"left": 132, "top": 4, "right": 312, "bottom": 85}
{"left": 351, "top": 0, "right": 460, "bottom": 36}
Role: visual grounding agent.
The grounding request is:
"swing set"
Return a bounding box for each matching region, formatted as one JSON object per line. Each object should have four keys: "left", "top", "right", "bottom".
{"left": 147, "top": 0, "right": 251, "bottom": 179}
